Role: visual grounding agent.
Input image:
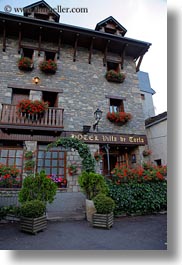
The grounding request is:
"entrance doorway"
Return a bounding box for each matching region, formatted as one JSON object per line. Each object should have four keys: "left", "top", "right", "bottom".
{"left": 101, "top": 145, "right": 130, "bottom": 176}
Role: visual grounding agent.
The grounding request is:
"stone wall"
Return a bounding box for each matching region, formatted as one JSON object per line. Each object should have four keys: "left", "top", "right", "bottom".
{"left": 0, "top": 37, "right": 145, "bottom": 135}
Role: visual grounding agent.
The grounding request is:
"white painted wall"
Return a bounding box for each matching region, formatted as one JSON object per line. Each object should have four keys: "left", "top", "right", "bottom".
{"left": 146, "top": 119, "right": 167, "bottom": 165}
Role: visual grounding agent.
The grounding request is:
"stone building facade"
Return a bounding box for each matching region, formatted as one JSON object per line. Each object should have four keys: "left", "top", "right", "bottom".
{"left": 0, "top": 1, "right": 152, "bottom": 194}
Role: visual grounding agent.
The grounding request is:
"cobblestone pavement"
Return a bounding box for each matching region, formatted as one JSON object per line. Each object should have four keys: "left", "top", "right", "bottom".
{"left": 0, "top": 214, "right": 167, "bottom": 250}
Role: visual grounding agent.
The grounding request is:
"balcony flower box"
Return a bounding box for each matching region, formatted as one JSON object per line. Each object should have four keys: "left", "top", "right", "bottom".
{"left": 39, "top": 59, "right": 57, "bottom": 74}
{"left": 18, "top": 57, "right": 33, "bottom": 71}
{"left": 107, "top": 111, "right": 132, "bottom": 125}
{"left": 105, "top": 70, "right": 125, "bottom": 83}
{"left": 17, "top": 99, "right": 49, "bottom": 117}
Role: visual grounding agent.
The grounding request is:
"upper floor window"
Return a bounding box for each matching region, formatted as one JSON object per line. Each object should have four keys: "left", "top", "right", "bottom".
{"left": 109, "top": 98, "right": 124, "bottom": 113}
{"left": 45, "top": 51, "right": 56, "bottom": 61}
{"left": 107, "top": 61, "right": 120, "bottom": 72}
{"left": 141, "top": 94, "right": 145, "bottom": 100}
{"left": 22, "top": 48, "right": 34, "bottom": 60}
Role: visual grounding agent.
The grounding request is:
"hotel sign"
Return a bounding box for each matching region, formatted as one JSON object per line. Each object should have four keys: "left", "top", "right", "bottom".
{"left": 65, "top": 132, "right": 147, "bottom": 145}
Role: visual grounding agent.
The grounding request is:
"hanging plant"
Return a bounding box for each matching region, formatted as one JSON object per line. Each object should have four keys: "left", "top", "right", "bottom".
{"left": 142, "top": 150, "right": 152, "bottom": 157}
{"left": 18, "top": 57, "right": 33, "bottom": 71}
{"left": 24, "top": 160, "right": 35, "bottom": 171}
{"left": 24, "top": 151, "right": 34, "bottom": 160}
{"left": 107, "top": 111, "right": 132, "bottom": 125}
{"left": 94, "top": 150, "right": 103, "bottom": 162}
{"left": 39, "top": 59, "right": 57, "bottom": 74}
{"left": 68, "top": 163, "right": 78, "bottom": 176}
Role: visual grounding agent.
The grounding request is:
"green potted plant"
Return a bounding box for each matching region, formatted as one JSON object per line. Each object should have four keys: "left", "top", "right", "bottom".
{"left": 20, "top": 200, "right": 47, "bottom": 234}
{"left": 93, "top": 193, "right": 115, "bottom": 229}
{"left": 105, "top": 70, "right": 126, "bottom": 83}
{"left": 18, "top": 170, "right": 57, "bottom": 204}
{"left": 39, "top": 59, "right": 57, "bottom": 74}
{"left": 18, "top": 170, "right": 57, "bottom": 234}
{"left": 78, "top": 172, "right": 108, "bottom": 222}
{"left": 18, "top": 57, "right": 33, "bottom": 71}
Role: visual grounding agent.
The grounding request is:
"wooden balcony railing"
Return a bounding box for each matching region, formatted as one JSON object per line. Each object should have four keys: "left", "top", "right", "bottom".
{"left": 0, "top": 104, "right": 64, "bottom": 130}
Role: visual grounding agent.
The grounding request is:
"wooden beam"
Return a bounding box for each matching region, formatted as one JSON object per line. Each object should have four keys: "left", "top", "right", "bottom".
{"left": 121, "top": 43, "right": 128, "bottom": 69}
{"left": 38, "top": 27, "right": 42, "bottom": 57}
{"left": 57, "top": 30, "right": 62, "bottom": 59}
{"left": 103, "top": 40, "right": 110, "bottom": 66}
{"left": 73, "top": 34, "right": 79, "bottom": 62}
{"left": 88, "top": 37, "right": 95, "bottom": 64}
{"left": 18, "top": 23, "right": 22, "bottom": 54}
{"left": 20, "top": 44, "right": 58, "bottom": 53}
{"left": 2, "top": 20, "right": 6, "bottom": 52}
{"left": 136, "top": 55, "right": 144, "bottom": 72}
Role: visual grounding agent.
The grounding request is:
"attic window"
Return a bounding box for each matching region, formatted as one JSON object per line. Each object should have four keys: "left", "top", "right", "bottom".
{"left": 105, "top": 27, "right": 116, "bottom": 34}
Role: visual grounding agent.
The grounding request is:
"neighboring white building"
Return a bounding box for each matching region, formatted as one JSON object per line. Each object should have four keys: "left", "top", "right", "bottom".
{"left": 137, "top": 71, "right": 156, "bottom": 119}
{"left": 145, "top": 112, "right": 167, "bottom": 166}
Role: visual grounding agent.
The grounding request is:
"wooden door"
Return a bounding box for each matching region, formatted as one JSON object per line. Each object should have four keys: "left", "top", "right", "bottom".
{"left": 12, "top": 89, "right": 29, "bottom": 105}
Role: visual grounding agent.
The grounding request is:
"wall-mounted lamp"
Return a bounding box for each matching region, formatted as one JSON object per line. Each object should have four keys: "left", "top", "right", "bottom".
{"left": 33, "top": 76, "right": 40, "bottom": 85}
{"left": 93, "top": 108, "right": 102, "bottom": 131}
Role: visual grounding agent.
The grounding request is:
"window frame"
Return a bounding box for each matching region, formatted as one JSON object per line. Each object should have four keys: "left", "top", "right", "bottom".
{"left": 36, "top": 145, "right": 67, "bottom": 179}
{"left": 0, "top": 147, "right": 24, "bottom": 187}
{"left": 107, "top": 61, "right": 120, "bottom": 72}
{"left": 44, "top": 51, "right": 56, "bottom": 61}
{"left": 22, "top": 47, "right": 34, "bottom": 60}
{"left": 109, "top": 98, "right": 125, "bottom": 113}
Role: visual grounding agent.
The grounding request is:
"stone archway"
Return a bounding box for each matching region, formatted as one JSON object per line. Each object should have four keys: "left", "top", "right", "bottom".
{"left": 47, "top": 137, "right": 95, "bottom": 172}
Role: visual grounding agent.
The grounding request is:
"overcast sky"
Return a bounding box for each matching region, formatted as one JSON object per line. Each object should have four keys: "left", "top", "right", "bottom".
{"left": 0, "top": 0, "right": 167, "bottom": 115}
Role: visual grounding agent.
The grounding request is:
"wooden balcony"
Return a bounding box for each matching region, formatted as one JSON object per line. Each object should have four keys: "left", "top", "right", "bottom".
{"left": 0, "top": 104, "right": 64, "bottom": 131}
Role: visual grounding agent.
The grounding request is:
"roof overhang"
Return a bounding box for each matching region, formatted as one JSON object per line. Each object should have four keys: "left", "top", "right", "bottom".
{"left": 0, "top": 11, "right": 151, "bottom": 60}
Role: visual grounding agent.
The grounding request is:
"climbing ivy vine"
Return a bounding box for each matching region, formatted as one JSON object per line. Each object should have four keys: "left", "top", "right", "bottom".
{"left": 47, "top": 137, "right": 95, "bottom": 173}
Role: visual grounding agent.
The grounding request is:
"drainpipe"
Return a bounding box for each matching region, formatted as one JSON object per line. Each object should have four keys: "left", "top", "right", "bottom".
{"left": 103, "top": 144, "right": 110, "bottom": 176}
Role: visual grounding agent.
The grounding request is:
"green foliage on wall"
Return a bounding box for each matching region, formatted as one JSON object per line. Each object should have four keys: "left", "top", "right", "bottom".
{"left": 47, "top": 137, "right": 95, "bottom": 173}
{"left": 107, "top": 180, "right": 167, "bottom": 215}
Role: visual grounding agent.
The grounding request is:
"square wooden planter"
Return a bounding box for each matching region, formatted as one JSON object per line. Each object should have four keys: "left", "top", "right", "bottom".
{"left": 92, "top": 212, "right": 113, "bottom": 229}
{"left": 20, "top": 215, "right": 47, "bottom": 234}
